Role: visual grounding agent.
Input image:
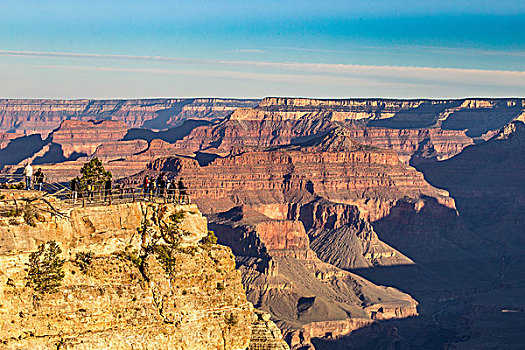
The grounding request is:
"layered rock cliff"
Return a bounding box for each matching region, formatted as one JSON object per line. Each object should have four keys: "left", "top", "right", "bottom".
{"left": 145, "top": 127, "right": 453, "bottom": 220}
{"left": 0, "top": 193, "right": 289, "bottom": 349}
{"left": 207, "top": 206, "right": 418, "bottom": 350}
{"left": 0, "top": 98, "right": 259, "bottom": 135}
{"left": 2, "top": 97, "right": 522, "bottom": 179}
{"left": 50, "top": 120, "right": 129, "bottom": 158}
{"left": 173, "top": 97, "right": 523, "bottom": 163}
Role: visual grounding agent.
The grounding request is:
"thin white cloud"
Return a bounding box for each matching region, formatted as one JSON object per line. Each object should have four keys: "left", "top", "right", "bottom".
{"left": 235, "top": 49, "right": 266, "bottom": 53}
{"left": 0, "top": 50, "right": 524, "bottom": 98}
{"left": 0, "top": 49, "right": 523, "bottom": 77}
{"left": 27, "top": 64, "right": 417, "bottom": 88}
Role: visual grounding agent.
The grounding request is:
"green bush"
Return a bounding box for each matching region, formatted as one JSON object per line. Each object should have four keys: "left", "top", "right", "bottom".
{"left": 155, "top": 245, "right": 178, "bottom": 277}
{"left": 26, "top": 241, "right": 65, "bottom": 294}
{"left": 200, "top": 230, "right": 217, "bottom": 246}
{"left": 74, "top": 251, "right": 94, "bottom": 274}
{"left": 75, "top": 157, "right": 112, "bottom": 192}
{"left": 117, "top": 246, "right": 143, "bottom": 270}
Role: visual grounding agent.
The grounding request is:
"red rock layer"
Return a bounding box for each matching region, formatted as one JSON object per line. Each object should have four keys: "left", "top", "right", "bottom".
{"left": 174, "top": 97, "right": 524, "bottom": 162}
{"left": 50, "top": 120, "right": 129, "bottom": 157}
{"left": 91, "top": 139, "right": 149, "bottom": 161}
{"left": 143, "top": 143, "right": 452, "bottom": 219}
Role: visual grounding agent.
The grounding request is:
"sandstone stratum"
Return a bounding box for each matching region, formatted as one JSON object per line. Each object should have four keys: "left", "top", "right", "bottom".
{"left": 0, "top": 192, "right": 289, "bottom": 350}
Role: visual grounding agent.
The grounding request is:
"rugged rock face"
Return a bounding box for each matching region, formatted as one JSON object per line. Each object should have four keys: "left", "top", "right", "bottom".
{"left": 248, "top": 310, "right": 290, "bottom": 350}
{"left": 0, "top": 195, "right": 288, "bottom": 349}
{"left": 294, "top": 199, "right": 413, "bottom": 270}
{"left": 0, "top": 98, "right": 260, "bottom": 135}
{"left": 207, "top": 206, "right": 418, "bottom": 350}
{"left": 146, "top": 128, "right": 453, "bottom": 220}
{"left": 173, "top": 97, "right": 524, "bottom": 162}
{"left": 50, "top": 120, "right": 129, "bottom": 158}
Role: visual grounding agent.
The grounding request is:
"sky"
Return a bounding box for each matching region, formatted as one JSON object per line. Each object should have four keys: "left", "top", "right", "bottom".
{"left": 0, "top": 0, "right": 524, "bottom": 99}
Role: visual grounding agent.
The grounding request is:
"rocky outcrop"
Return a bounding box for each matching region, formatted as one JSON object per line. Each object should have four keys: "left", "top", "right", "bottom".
{"left": 0, "top": 98, "right": 259, "bottom": 135}
{"left": 145, "top": 128, "right": 453, "bottom": 220}
{"left": 293, "top": 199, "right": 414, "bottom": 270}
{"left": 248, "top": 310, "right": 290, "bottom": 350}
{"left": 50, "top": 120, "right": 129, "bottom": 158}
{"left": 207, "top": 207, "right": 418, "bottom": 349}
{"left": 0, "top": 196, "right": 287, "bottom": 349}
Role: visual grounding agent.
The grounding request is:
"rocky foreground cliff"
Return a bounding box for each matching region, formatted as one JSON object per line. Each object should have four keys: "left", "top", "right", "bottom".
{"left": 0, "top": 192, "right": 289, "bottom": 350}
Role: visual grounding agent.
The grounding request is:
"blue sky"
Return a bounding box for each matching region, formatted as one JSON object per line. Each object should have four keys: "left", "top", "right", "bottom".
{"left": 0, "top": 0, "right": 524, "bottom": 99}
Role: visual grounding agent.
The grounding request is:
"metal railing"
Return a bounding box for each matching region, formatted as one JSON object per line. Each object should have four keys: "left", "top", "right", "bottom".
{"left": 0, "top": 173, "right": 196, "bottom": 218}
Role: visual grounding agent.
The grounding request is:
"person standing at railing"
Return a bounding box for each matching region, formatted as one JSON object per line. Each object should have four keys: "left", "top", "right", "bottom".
{"left": 143, "top": 175, "right": 149, "bottom": 199}
{"left": 87, "top": 179, "right": 94, "bottom": 203}
{"left": 166, "top": 178, "right": 175, "bottom": 202}
{"left": 178, "top": 177, "right": 188, "bottom": 204}
{"left": 156, "top": 172, "right": 166, "bottom": 198}
{"left": 104, "top": 178, "right": 112, "bottom": 203}
{"left": 23, "top": 163, "right": 33, "bottom": 190}
{"left": 70, "top": 177, "right": 79, "bottom": 203}
{"left": 148, "top": 177, "right": 156, "bottom": 200}
{"left": 34, "top": 168, "right": 44, "bottom": 191}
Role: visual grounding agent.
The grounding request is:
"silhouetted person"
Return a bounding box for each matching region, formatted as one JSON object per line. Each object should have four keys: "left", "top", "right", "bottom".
{"left": 34, "top": 168, "right": 44, "bottom": 191}
{"left": 104, "top": 178, "right": 112, "bottom": 203}
{"left": 178, "top": 177, "right": 187, "bottom": 204}
{"left": 156, "top": 172, "right": 166, "bottom": 197}
{"left": 70, "top": 177, "right": 79, "bottom": 203}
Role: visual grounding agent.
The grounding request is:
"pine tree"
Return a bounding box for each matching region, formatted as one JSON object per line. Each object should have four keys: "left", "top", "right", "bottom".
{"left": 77, "top": 157, "right": 112, "bottom": 192}
{"left": 26, "top": 241, "right": 65, "bottom": 294}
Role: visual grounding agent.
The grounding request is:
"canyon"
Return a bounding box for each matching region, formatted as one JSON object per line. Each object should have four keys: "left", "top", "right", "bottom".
{"left": 1, "top": 97, "right": 525, "bottom": 349}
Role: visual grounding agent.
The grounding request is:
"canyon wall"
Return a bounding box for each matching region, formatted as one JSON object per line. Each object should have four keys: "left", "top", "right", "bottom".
{"left": 0, "top": 195, "right": 289, "bottom": 349}
{"left": 2, "top": 97, "right": 523, "bottom": 179}
{"left": 173, "top": 97, "right": 523, "bottom": 163}
{"left": 207, "top": 206, "right": 418, "bottom": 350}
{"left": 0, "top": 98, "right": 260, "bottom": 135}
